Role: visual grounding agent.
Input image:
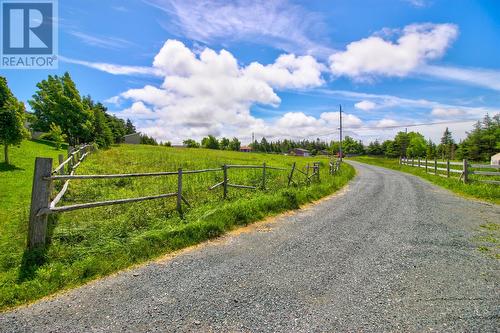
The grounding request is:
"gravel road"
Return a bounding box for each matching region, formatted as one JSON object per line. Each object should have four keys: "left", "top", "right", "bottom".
{"left": 1, "top": 161, "right": 499, "bottom": 332}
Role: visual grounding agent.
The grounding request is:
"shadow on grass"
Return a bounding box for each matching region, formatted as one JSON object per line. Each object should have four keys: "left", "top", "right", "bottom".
{"left": 17, "top": 214, "right": 58, "bottom": 282}
{"left": 0, "top": 162, "right": 24, "bottom": 172}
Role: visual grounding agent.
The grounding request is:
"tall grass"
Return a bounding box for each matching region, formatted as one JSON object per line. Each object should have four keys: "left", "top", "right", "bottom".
{"left": 349, "top": 156, "right": 499, "bottom": 204}
{"left": 0, "top": 144, "right": 354, "bottom": 310}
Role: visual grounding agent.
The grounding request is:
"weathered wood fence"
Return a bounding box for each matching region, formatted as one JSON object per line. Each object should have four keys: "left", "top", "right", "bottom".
{"left": 400, "top": 157, "right": 500, "bottom": 185}
{"left": 28, "top": 151, "right": 342, "bottom": 249}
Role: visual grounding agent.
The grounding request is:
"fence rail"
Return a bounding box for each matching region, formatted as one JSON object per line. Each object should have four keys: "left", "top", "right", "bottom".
{"left": 28, "top": 151, "right": 342, "bottom": 249}
{"left": 400, "top": 157, "right": 500, "bottom": 185}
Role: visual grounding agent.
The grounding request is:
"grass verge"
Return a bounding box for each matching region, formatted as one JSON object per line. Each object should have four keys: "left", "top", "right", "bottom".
{"left": 348, "top": 156, "right": 499, "bottom": 205}
{"left": 0, "top": 144, "right": 355, "bottom": 311}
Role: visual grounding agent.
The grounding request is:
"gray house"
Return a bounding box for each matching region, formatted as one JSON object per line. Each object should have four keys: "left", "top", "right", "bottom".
{"left": 491, "top": 152, "right": 500, "bottom": 165}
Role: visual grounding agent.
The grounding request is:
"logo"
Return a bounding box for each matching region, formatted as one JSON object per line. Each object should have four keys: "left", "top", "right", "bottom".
{"left": 1, "top": 0, "right": 58, "bottom": 69}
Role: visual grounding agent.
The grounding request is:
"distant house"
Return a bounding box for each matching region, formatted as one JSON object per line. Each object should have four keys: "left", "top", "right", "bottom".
{"left": 124, "top": 133, "right": 141, "bottom": 144}
{"left": 491, "top": 152, "right": 500, "bottom": 165}
{"left": 319, "top": 150, "right": 330, "bottom": 156}
{"left": 240, "top": 146, "right": 252, "bottom": 152}
{"left": 289, "top": 148, "right": 310, "bottom": 157}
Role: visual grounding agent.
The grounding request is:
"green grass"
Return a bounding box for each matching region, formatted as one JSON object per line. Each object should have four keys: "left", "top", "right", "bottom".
{"left": 0, "top": 143, "right": 355, "bottom": 311}
{"left": 348, "top": 156, "right": 500, "bottom": 204}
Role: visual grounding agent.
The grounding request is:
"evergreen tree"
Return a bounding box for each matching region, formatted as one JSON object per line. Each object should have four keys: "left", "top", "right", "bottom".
{"left": 125, "top": 119, "right": 136, "bottom": 135}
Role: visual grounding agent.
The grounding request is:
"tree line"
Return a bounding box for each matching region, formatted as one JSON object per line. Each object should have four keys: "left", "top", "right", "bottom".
{"left": 365, "top": 114, "right": 500, "bottom": 161}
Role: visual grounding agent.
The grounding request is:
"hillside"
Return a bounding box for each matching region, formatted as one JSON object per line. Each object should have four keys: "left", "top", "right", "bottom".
{"left": 0, "top": 144, "right": 354, "bottom": 310}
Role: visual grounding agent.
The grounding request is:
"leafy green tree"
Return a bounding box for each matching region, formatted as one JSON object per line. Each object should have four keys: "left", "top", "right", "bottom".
{"left": 367, "top": 140, "right": 383, "bottom": 155}
{"left": 382, "top": 140, "right": 399, "bottom": 158}
{"left": 228, "top": 137, "right": 241, "bottom": 151}
{"left": 201, "top": 135, "right": 220, "bottom": 149}
{"left": 140, "top": 134, "right": 158, "bottom": 145}
{"left": 0, "top": 77, "right": 28, "bottom": 164}
{"left": 42, "top": 123, "right": 67, "bottom": 150}
{"left": 219, "top": 137, "right": 230, "bottom": 150}
{"left": 456, "top": 114, "right": 500, "bottom": 161}
{"left": 393, "top": 131, "right": 409, "bottom": 157}
{"left": 342, "top": 136, "right": 365, "bottom": 155}
{"left": 406, "top": 132, "right": 427, "bottom": 158}
{"left": 183, "top": 139, "right": 200, "bottom": 148}
{"left": 29, "top": 72, "right": 93, "bottom": 145}
{"left": 105, "top": 114, "right": 127, "bottom": 143}
{"left": 83, "top": 97, "right": 113, "bottom": 148}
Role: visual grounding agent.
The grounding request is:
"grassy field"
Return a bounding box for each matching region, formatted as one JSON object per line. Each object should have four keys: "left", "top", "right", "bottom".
{"left": 349, "top": 156, "right": 500, "bottom": 204}
{"left": 0, "top": 143, "right": 355, "bottom": 311}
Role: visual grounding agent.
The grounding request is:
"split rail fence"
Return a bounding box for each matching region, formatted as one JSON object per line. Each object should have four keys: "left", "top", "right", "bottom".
{"left": 28, "top": 150, "right": 342, "bottom": 249}
{"left": 400, "top": 157, "right": 500, "bottom": 185}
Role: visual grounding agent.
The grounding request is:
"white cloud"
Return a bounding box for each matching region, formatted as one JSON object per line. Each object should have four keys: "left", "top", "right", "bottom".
{"left": 418, "top": 65, "right": 500, "bottom": 91}
{"left": 404, "top": 0, "right": 428, "bottom": 7}
{"left": 59, "top": 56, "right": 162, "bottom": 76}
{"left": 329, "top": 23, "right": 458, "bottom": 79}
{"left": 431, "top": 107, "right": 466, "bottom": 117}
{"left": 145, "top": 0, "right": 333, "bottom": 57}
{"left": 355, "top": 100, "right": 377, "bottom": 111}
{"left": 109, "top": 39, "right": 327, "bottom": 143}
{"left": 69, "top": 31, "right": 134, "bottom": 49}
{"left": 375, "top": 119, "right": 400, "bottom": 128}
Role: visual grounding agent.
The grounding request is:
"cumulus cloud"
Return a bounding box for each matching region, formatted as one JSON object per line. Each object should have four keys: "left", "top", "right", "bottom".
{"left": 110, "top": 39, "right": 331, "bottom": 143}
{"left": 355, "top": 100, "right": 377, "bottom": 111}
{"left": 329, "top": 23, "right": 458, "bottom": 79}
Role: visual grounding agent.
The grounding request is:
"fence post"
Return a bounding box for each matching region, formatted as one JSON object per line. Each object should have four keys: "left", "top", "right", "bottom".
{"left": 288, "top": 162, "right": 296, "bottom": 186}
{"left": 317, "top": 163, "right": 320, "bottom": 182}
{"left": 463, "top": 159, "right": 468, "bottom": 184}
{"left": 306, "top": 163, "right": 310, "bottom": 184}
{"left": 177, "top": 168, "right": 183, "bottom": 217}
{"left": 425, "top": 158, "right": 428, "bottom": 173}
{"left": 412, "top": 158, "right": 414, "bottom": 167}
{"left": 434, "top": 158, "right": 437, "bottom": 175}
{"left": 446, "top": 159, "right": 450, "bottom": 178}
{"left": 223, "top": 164, "right": 228, "bottom": 199}
{"left": 262, "top": 162, "right": 266, "bottom": 190}
{"left": 28, "top": 158, "right": 53, "bottom": 250}
{"left": 418, "top": 158, "right": 420, "bottom": 168}
{"left": 58, "top": 154, "right": 65, "bottom": 175}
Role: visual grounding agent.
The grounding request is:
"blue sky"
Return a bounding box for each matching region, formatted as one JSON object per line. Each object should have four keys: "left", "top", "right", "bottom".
{"left": 3, "top": 0, "right": 500, "bottom": 144}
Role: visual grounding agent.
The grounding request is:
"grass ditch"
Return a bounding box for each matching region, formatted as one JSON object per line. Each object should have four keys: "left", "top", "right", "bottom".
{"left": 0, "top": 144, "right": 355, "bottom": 311}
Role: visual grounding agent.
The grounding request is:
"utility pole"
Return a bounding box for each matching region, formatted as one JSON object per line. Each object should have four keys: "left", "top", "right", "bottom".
{"left": 339, "top": 104, "right": 343, "bottom": 161}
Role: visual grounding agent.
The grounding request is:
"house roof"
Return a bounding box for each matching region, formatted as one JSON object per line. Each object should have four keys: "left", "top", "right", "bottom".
{"left": 124, "top": 132, "right": 140, "bottom": 138}
{"left": 292, "top": 148, "right": 309, "bottom": 152}
{"left": 240, "top": 146, "right": 252, "bottom": 150}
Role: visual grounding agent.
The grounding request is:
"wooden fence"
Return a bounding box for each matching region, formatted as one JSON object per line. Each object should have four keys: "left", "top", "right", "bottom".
{"left": 28, "top": 150, "right": 342, "bottom": 249}
{"left": 400, "top": 157, "right": 500, "bottom": 185}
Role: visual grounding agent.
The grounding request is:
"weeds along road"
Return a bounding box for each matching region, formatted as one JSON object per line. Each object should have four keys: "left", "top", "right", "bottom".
{"left": 1, "top": 161, "right": 499, "bottom": 332}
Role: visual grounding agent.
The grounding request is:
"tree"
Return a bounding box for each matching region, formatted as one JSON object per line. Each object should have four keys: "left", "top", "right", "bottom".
{"left": 140, "top": 134, "right": 158, "bottom": 145}
{"left": 0, "top": 77, "right": 28, "bottom": 164}
{"left": 201, "top": 135, "right": 220, "bottom": 149}
{"left": 125, "top": 118, "right": 136, "bottom": 135}
{"left": 393, "top": 131, "right": 409, "bottom": 157}
{"left": 456, "top": 114, "right": 500, "bottom": 161}
{"left": 105, "top": 114, "right": 127, "bottom": 143}
{"left": 406, "top": 132, "right": 427, "bottom": 158}
{"left": 426, "top": 139, "right": 437, "bottom": 159}
{"left": 367, "top": 140, "right": 383, "bottom": 155}
{"left": 438, "top": 127, "right": 455, "bottom": 159}
{"left": 29, "top": 72, "right": 93, "bottom": 145}
{"left": 219, "top": 137, "right": 230, "bottom": 150}
{"left": 183, "top": 139, "right": 200, "bottom": 148}
{"left": 228, "top": 137, "right": 241, "bottom": 151}
{"left": 42, "top": 123, "right": 67, "bottom": 150}
{"left": 83, "top": 97, "right": 113, "bottom": 148}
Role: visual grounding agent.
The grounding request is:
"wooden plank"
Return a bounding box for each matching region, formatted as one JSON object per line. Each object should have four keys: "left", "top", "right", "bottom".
{"left": 52, "top": 155, "right": 73, "bottom": 174}
{"left": 227, "top": 183, "right": 257, "bottom": 189}
{"left": 177, "top": 168, "right": 183, "bottom": 216}
{"left": 40, "top": 193, "right": 177, "bottom": 215}
{"left": 223, "top": 165, "right": 228, "bottom": 199}
{"left": 208, "top": 180, "right": 225, "bottom": 190}
{"left": 49, "top": 171, "right": 179, "bottom": 180}
{"left": 477, "top": 179, "right": 500, "bottom": 185}
{"left": 470, "top": 164, "right": 500, "bottom": 169}
{"left": 469, "top": 171, "right": 500, "bottom": 176}
{"left": 288, "top": 162, "right": 296, "bottom": 186}
{"left": 28, "top": 158, "right": 53, "bottom": 249}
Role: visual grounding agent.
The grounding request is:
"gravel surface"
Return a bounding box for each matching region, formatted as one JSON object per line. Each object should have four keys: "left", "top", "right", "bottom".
{"left": 1, "top": 161, "right": 499, "bottom": 332}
